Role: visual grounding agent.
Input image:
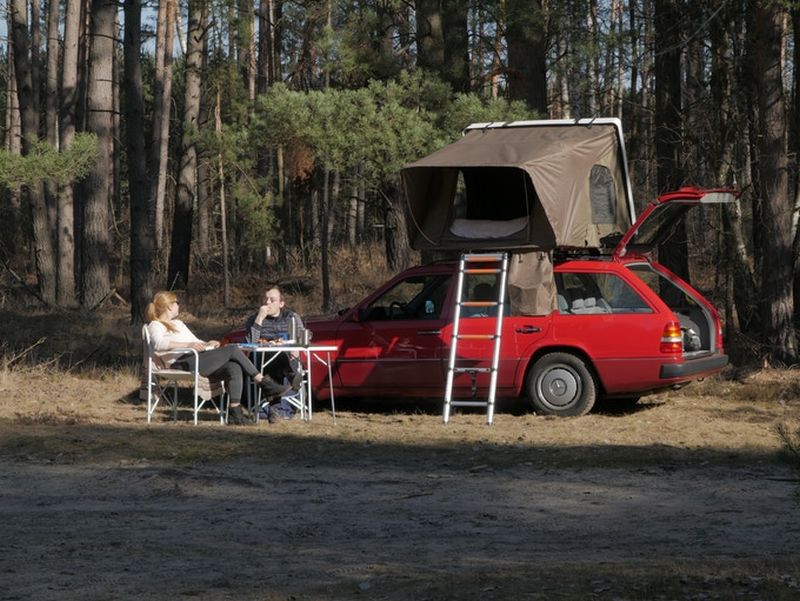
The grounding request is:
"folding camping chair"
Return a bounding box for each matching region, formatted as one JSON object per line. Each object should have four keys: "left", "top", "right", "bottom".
{"left": 141, "top": 325, "right": 227, "bottom": 425}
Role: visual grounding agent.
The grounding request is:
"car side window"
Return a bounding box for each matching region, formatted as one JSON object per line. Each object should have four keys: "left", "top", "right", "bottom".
{"left": 556, "top": 272, "right": 652, "bottom": 314}
{"left": 362, "top": 275, "right": 451, "bottom": 320}
{"left": 461, "top": 274, "right": 502, "bottom": 318}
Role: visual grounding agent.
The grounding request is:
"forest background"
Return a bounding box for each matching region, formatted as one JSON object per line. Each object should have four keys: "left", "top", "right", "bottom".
{"left": 0, "top": 0, "right": 798, "bottom": 367}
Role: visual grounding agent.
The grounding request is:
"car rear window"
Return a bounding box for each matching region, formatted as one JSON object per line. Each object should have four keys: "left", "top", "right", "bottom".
{"left": 556, "top": 271, "right": 652, "bottom": 314}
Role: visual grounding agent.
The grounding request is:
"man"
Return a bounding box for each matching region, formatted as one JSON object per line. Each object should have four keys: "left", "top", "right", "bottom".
{"left": 245, "top": 286, "right": 305, "bottom": 344}
{"left": 244, "top": 286, "right": 305, "bottom": 393}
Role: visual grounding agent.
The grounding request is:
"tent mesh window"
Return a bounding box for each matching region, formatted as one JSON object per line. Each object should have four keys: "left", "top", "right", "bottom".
{"left": 589, "top": 165, "right": 616, "bottom": 224}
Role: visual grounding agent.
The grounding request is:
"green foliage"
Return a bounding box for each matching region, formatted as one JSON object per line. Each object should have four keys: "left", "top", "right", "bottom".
{"left": 0, "top": 133, "right": 98, "bottom": 192}
{"left": 235, "top": 186, "right": 277, "bottom": 255}
{"left": 252, "top": 73, "right": 538, "bottom": 191}
{"left": 439, "top": 94, "right": 533, "bottom": 141}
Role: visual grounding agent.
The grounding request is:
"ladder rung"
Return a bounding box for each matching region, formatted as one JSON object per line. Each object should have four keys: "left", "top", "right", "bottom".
{"left": 464, "top": 268, "right": 501, "bottom": 274}
{"left": 457, "top": 334, "right": 495, "bottom": 340}
{"left": 463, "top": 253, "right": 504, "bottom": 262}
{"left": 453, "top": 367, "right": 492, "bottom": 373}
{"left": 461, "top": 301, "right": 498, "bottom": 307}
{"left": 451, "top": 400, "right": 491, "bottom": 407}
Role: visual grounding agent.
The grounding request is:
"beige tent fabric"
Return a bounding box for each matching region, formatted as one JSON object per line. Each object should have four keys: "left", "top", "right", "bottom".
{"left": 402, "top": 122, "right": 632, "bottom": 251}
{"left": 507, "top": 251, "right": 556, "bottom": 316}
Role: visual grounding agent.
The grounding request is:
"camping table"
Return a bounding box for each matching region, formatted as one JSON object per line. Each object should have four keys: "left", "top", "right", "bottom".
{"left": 240, "top": 343, "right": 338, "bottom": 422}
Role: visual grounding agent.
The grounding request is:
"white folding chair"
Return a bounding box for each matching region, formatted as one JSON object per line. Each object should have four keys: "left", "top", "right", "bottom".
{"left": 141, "top": 325, "right": 226, "bottom": 425}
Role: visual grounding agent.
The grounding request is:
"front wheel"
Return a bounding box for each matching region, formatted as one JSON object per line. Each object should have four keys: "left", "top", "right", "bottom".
{"left": 527, "top": 352, "right": 597, "bottom": 417}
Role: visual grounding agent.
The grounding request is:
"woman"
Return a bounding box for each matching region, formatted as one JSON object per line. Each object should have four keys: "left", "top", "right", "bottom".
{"left": 145, "top": 291, "right": 290, "bottom": 425}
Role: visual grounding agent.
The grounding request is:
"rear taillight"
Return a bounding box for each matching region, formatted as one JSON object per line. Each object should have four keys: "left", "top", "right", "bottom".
{"left": 660, "top": 322, "right": 683, "bottom": 354}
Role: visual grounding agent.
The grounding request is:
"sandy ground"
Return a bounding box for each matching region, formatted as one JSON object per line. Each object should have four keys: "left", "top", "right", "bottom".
{"left": 2, "top": 369, "right": 800, "bottom": 600}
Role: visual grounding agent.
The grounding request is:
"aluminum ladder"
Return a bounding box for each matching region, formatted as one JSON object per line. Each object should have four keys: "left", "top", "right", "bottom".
{"left": 443, "top": 252, "right": 508, "bottom": 425}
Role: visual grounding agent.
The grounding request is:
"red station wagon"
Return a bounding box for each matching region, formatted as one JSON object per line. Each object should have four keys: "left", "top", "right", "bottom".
{"left": 227, "top": 120, "right": 733, "bottom": 417}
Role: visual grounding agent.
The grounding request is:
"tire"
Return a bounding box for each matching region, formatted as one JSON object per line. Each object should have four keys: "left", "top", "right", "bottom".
{"left": 527, "top": 352, "right": 597, "bottom": 417}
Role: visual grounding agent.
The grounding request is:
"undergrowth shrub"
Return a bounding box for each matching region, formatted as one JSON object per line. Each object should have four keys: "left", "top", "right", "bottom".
{"left": 776, "top": 422, "right": 800, "bottom": 470}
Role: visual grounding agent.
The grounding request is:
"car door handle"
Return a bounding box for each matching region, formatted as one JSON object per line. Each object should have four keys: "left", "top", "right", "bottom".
{"left": 516, "top": 325, "right": 541, "bottom": 334}
{"left": 417, "top": 329, "right": 441, "bottom": 335}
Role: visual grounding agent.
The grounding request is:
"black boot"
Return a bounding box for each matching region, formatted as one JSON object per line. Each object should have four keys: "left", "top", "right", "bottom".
{"left": 258, "top": 375, "right": 292, "bottom": 399}
{"left": 290, "top": 369, "right": 304, "bottom": 391}
{"left": 227, "top": 404, "right": 251, "bottom": 426}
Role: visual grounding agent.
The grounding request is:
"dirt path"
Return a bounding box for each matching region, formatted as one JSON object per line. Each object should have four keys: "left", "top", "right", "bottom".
{"left": 2, "top": 370, "right": 800, "bottom": 600}
{"left": 2, "top": 438, "right": 800, "bottom": 600}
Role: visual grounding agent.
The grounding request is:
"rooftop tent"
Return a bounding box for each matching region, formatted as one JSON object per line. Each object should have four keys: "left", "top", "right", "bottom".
{"left": 402, "top": 119, "right": 636, "bottom": 251}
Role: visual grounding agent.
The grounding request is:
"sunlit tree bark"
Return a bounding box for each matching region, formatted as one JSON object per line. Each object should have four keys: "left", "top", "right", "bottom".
{"left": 81, "top": 0, "right": 114, "bottom": 307}
{"left": 10, "top": 0, "right": 56, "bottom": 304}
{"left": 168, "top": 0, "right": 205, "bottom": 289}
{"left": 125, "top": 0, "right": 154, "bottom": 324}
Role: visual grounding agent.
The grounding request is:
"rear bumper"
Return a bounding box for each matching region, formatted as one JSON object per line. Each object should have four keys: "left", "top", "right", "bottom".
{"left": 660, "top": 353, "right": 728, "bottom": 380}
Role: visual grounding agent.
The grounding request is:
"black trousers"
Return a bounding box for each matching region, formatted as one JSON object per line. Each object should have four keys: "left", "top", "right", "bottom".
{"left": 174, "top": 346, "right": 259, "bottom": 403}
{"left": 260, "top": 352, "right": 299, "bottom": 385}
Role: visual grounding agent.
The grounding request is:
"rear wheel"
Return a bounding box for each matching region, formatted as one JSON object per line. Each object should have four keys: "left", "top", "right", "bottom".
{"left": 527, "top": 352, "right": 596, "bottom": 416}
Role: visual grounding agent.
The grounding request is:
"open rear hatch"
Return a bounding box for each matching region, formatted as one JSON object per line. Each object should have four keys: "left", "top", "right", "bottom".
{"left": 613, "top": 188, "right": 737, "bottom": 258}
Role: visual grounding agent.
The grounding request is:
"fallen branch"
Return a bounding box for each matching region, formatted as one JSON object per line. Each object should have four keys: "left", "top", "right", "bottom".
{"left": 5, "top": 337, "right": 47, "bottom": 368}
{"left": 67, "top": 347, "right": 100, "bottom": 373}
{"left": 0, "top": 257, "right": 49, "bottom": 307}
{"left": 89, "top": 288, "right": 118, "bottom": 312}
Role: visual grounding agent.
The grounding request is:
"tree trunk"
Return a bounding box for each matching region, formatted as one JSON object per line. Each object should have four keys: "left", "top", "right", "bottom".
{"left": 321, "top": 168, "right": 331, "bottom": 311}
{"left": 215, "top": 85, "right": 230, "bottom": 307}
{"left": 257, "top": 0, "right": 275, "bottom": 92}
{"left": 587, "top": 0, "right": 598, "bottom": 115}
{"left": 505, "top": 0, "right": 547, "bottom": 115}
{"left": 348, "top": 182, "right": 358, "bottom": 247}
{"left": 11, "top": 0, "right": 56, "bottom": 305}
{"left": 5, "top": 8, "right": 21, "bottom": 160}
{"left": 415, "top": 0, "right": 445, "bottom": 76}
{"left": 490, "top": 3, "right": 503, "bottom": 99}
{"left": 196, "top": 14, "right": 211, "bottom": 259}
{"left": 640, "top": 0, "right": 655, "bottom": 206}
{"left": 45, "top": 0, "right": 61, "bottom": 287}
{"left": 124, "top": 0, "right": 154, "bottom": 324}
{"left": 654, "top": 0, "right": 689, "bottom": 293}
{"left": 748, "top": 1, "right": 796, "bottom": 364}
{"left": 81, "top": 0, "right": 114, "bottom": 308}
{"left": 56, "top": 0, "right": 81, "bottom": 307}
{"left": 151, "top": 0, "right": 176, "bottom": 256}
{"left": 30, "top": 0, "right": 41, "bottom": 136}
{"left": 384, "top": 185, "right": 413, "bottom": 272}
{"left": 710, "top": 2, "right": 759, "bottom": 337}
{"left": 5, "top": 9, "right": 21, "bottom": 213}
{"left": 168, "top": 0, "right": 205, "bottom": 290}
{"left": 442, "top": 0, "right": 469, "bottom": 92}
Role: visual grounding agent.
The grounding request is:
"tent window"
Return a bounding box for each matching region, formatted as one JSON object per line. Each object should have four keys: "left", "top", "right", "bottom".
{"left": 590, "top": 165, "right": 615, "bottom": 224}
{"left": 455, "top": 167, "right": 533, "bottom": 221}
